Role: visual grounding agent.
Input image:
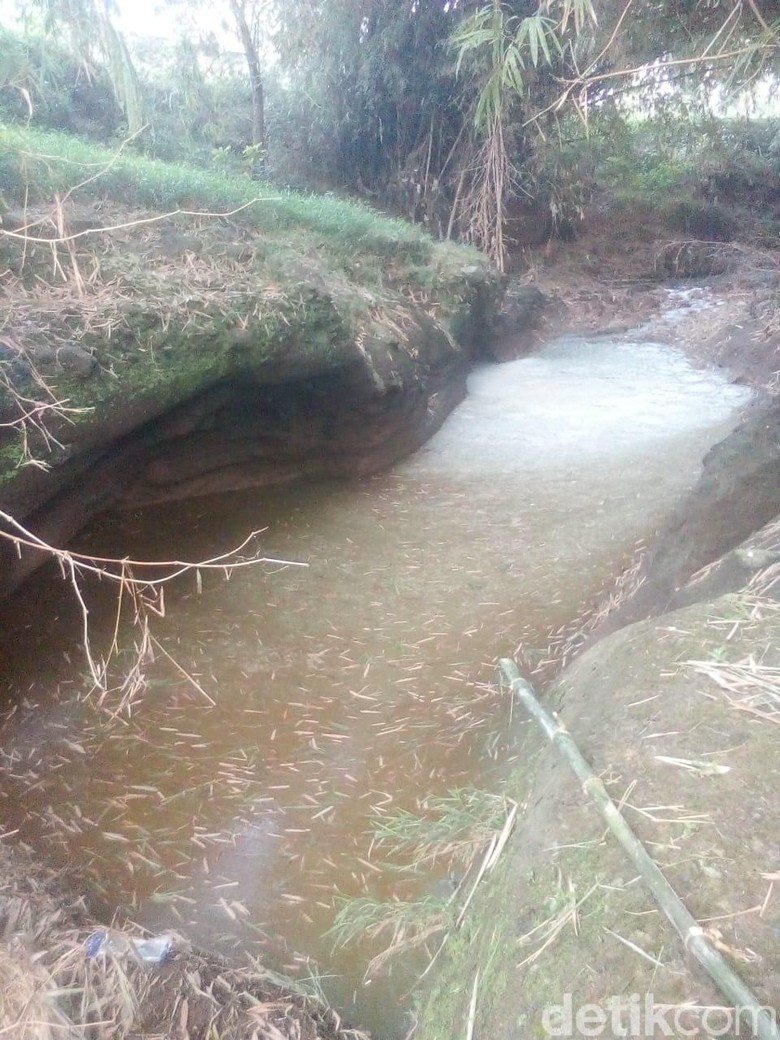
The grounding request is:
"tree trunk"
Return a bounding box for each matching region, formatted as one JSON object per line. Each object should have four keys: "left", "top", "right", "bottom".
{"left": 229, "top": 0, "right": 265, "bottom": 153}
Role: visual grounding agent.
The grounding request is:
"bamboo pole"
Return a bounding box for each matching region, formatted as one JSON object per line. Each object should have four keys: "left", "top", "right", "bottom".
{"left": 498, "top": 658, "right": 780, "bottom": 1040}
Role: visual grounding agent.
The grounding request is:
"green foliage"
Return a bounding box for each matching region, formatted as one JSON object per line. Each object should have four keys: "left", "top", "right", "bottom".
{"left": 325, "top": 785, "right": 510, "bottom": 978}
{"left": 451, "top": 0, "right": 598, "bottom": 130}
{"left": 0, "top": 124, "right": 432, "bottom": 260}
{"left": 242, "top": 143, "right": 265, "bottom": 166}
{"left": 452, "top": 2, "right": 562, "bottom": 130}
{"left": 329, "top": 894, "right": 452, "bottom": 951}
{"left": 591, "top": 112, "right": 780, "bottom": 210}
{"left": 0, "top": 27, "right": 122, "bottom": 138}
{"left": 0, "top": 25, "right": 255, "bottom": 166}
{"left": 4, "top": 0, "right": 779, "bottom": 265}
{"left": 273, "top": 0, "right": 461, "bottom": 190}
{"left": 661, "top": 199, "right": 738, "bottom": 241}
{"left": 446, "top": 0, "right": 599, "bottom": 264}
{"left": 0, "top": 26, "right": 33, "bottom": 111}
{"left": 26, "top": 0, "right": 143, "bottom": 133}
{"left": 372, "top": 788, "right": 509, "bottom": 868}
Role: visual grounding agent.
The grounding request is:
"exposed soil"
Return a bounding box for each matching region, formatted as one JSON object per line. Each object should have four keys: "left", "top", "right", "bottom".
{"left": 514, "top": 196, "right": 780, "bottom": 397}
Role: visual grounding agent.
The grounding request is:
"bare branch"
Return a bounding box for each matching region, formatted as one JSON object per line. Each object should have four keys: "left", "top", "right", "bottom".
{"left": 0, "top": 343, "right": 90, "bottom": 468}
{"left": 1, "top": 198, "right": 282, "bottom": 247}
{"left": 0, "top": 509, "right": 306, "bottom": 586}
{"left": 0, "top": 508, "right": 308, "bottom": 707}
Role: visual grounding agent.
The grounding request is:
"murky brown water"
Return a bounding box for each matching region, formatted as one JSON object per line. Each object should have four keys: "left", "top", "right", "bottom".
{"left": 0, "top": 325, "right": 751, "bottom": 1037}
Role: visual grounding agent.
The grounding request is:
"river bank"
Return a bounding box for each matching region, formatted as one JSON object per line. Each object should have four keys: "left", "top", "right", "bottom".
{"left": 414, "top": 258, "right": 780, "bottom": 1037}
{"left": 0, "top": 126, "right": 509, "bottom": 596}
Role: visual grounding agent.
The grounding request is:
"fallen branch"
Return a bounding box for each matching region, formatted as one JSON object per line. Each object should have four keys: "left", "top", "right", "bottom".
{"left": 0, "top": 509, "right": 304, "bottom": 588}
{"left": 0, "top": 199, "right": 283, "bottom": 247}
{"left": 0, "top": 508, "right": 307, "bottom": 703}
{"left": 498, "top": 658, "right": 779, "bottom": 1040}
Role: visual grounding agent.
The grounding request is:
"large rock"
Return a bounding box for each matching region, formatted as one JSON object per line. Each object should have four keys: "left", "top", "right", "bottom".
{"left": 597, "top": 400, "right": 780, "bottom": 631}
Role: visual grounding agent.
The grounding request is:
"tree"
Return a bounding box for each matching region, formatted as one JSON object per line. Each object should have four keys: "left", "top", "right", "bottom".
{"left": 449, "top": 0, "right": 780, "bottom": 266}
{"left": 157, "top": 0, "right": 273, "bottom": 157}
{"left": 273, "top": 1, "right": 462, "bottom": 208}
{"left": 449, "top": 0, "right": 597, "bottom": 268}
{"left": 227, "top": 0, "right": 267, "bottom": 151}
{"left": 22, "top": 0, "right": 143, "bottom": 133}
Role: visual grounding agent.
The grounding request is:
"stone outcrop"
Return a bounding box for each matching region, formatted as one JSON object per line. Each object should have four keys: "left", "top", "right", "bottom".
{"left": 595, "top": 400, "right": 780, "bottom": 632}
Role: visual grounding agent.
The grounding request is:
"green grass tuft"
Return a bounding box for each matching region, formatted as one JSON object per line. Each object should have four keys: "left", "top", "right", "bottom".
{"left": 373, "top": 787, "right": 509, "bottom": 868}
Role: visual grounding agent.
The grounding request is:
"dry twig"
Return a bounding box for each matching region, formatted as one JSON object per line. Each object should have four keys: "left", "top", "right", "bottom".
{"left": 0, "top": 508, "right": 306, "bottom": 704}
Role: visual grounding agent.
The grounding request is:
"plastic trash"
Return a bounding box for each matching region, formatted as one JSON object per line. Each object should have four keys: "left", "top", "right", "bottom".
{"left": 85, "top": 928, "right": 175, "bottom": 964}
{"left": 133, "top": 933, "right": 175, "bottom": 963}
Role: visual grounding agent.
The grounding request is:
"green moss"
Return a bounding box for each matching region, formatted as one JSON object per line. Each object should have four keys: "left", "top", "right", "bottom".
{"left": 0, "top": 442, "right": 26, "bottom": 479}
{"left": 68, "top": 296, "right": 349, "bottom": 410}
{"left": 415, "top": 836, "right": 519, "bottom": 1038}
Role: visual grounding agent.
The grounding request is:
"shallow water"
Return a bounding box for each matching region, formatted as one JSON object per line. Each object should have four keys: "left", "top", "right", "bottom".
{"left": 0, "top": 326, "right": 751, "bottom": 1037}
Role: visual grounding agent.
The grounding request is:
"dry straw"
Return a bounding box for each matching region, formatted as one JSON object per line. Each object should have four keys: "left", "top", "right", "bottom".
{"left": 499, "top": 658, "right": 779, "bottom": 1040}
{"left": 0, "top": 841, "right": 368, "bottom": 1040}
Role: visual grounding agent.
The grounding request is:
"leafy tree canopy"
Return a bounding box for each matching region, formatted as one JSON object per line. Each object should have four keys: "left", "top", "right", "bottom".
{"left": 2, "top": 0, "right": 779, "bottom": 265}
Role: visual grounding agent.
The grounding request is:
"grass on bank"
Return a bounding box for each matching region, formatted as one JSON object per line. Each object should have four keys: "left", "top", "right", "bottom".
{"left": 371, "top": 787, "right": 510, "bottom": 869}
{"left": 0, "top": 124, "right": 432, "bottom": 261}
{"left": 0, "top": 122, "right": 496, "bottom": 480}
{"left": 327, "top": 788, "right": 518, "bottom": 984}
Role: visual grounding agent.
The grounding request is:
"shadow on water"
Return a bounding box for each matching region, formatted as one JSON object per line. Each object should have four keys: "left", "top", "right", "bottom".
{"left": 0, "top": 332, "right": 750, "bottom": 1037}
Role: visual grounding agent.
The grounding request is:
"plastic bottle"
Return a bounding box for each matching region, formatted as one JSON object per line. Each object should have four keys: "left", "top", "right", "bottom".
{"left": 85, "top": 929, "right": 175, "bottom": 964}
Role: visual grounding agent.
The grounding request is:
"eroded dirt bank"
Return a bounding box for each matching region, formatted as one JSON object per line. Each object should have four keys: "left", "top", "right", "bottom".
{"left": 0, "top": 202, "right": 510, "bottom": 596}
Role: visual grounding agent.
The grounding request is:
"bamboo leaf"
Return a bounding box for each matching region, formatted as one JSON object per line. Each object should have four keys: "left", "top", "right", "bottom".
{"left": 537, "top": 20, "right": 555, "bottom": 63}
{"left": 503, "top": 46, "right": 526, "bottom": 93}
{"left": 528, "top": 18, "right": 540, "bottom": 66}
{"left": 453, "top": 27, "right": 496, "bottom": 76}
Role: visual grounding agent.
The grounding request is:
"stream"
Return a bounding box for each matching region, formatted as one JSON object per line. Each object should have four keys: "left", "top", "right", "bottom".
{"left": 0, "top": 300, "right": 752, "bottom": 1037}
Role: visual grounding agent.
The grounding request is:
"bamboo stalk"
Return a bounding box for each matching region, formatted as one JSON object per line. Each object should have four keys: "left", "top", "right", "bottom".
{"left": 498, "top": 658, "right": 779, "bottom": 1040}
{"left": 466, "top": 969, "right": 481, "bottom": 1040}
